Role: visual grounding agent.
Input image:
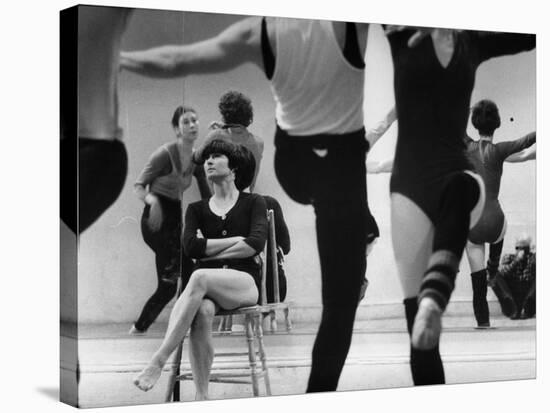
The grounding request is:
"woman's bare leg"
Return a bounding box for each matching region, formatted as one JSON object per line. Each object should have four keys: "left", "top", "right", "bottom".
{"left": 466, "top": 241, "right": 485, "bottom": 273}
{"left": 391, "top": 193, "right": 434, "bottom": 298}
{"left": 391, "top": 193, "right": 446, "bottom": 384}
{"left": 391, "top": 194, "right": 442, "bottom": 348}
{"left": 189, "top": 298, "right": 217, "bottom": 400}
{"left": 133, "top": 268, "right": 257, "bottom": 391}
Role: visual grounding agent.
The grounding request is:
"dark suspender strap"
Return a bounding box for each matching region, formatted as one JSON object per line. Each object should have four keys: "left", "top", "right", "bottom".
{"left": 261, "top": 17, "right": 275, "bottom": 79}
{"left": 343, "top": 22, "right": 365, "bottom": 69}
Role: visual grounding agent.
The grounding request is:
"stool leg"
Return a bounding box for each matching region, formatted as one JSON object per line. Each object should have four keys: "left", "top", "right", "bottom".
{"left": 269, "top": 310, "right": 277, "bottom": 332}
{"left": 218, "top": 315, "right": 233, "bottom": 333}
{"left": 244, "top": 314, "right": 260, "bottom": 396}
{"left": 254, "top": 313, "right": 272, "bottom": 396}
{"left": 284, "top": 307, "right": 292, "bottom": 331}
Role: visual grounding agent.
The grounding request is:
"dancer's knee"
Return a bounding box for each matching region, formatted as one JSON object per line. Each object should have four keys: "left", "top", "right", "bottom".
{"left": 187, "top": 269, "right": 209, "bottom": 295}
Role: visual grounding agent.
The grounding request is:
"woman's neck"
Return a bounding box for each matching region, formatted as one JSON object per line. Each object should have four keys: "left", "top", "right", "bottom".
{"left": 479, "top": 134, "right": 494, "bottom": 142}
{"left": 177, "top": 136, "right": 195, "bottom": 152}
{"left": 212, "top": 180, "right": 239, "bottom": 201}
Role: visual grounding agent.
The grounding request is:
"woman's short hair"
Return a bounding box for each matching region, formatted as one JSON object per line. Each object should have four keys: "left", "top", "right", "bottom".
{"left": 201, "top": 139, "right": 256, "bottom": 190}
{"left": 471, "top": 99, "right": 501, "bottom": 136}
{"left": 171, "top": 105, "right": 197, "bottom": 128}
{"left": 218, "top": 91, "right": 253, "bottom": 127}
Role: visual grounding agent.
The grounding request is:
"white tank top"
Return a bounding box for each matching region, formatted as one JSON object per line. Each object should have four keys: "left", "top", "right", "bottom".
{"left": 270, "top": 19, "right": 365, "bottom": 136}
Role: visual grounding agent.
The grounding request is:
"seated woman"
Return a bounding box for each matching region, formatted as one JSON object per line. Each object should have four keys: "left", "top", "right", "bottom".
{"left": 133, "top": 139, "right": 267, "bottom": 399}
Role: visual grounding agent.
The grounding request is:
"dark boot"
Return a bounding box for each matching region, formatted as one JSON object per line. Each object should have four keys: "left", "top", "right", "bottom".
{"left": 489, "top": 273, "right": 518, "bottom": 318}
{"left": 471, "top": 270, "right": 490, "bottom": 327}
{"left": 521, "top": 281, "right": 536, "bottom": 318}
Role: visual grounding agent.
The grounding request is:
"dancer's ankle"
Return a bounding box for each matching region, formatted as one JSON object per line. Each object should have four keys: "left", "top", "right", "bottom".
{"left": 419, "top": 296, "right": 443, "bottom": 313}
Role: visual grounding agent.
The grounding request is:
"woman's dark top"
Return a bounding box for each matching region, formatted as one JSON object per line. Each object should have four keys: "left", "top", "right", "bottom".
{"left": 387, "top": 29, "right": 535, "bottom": 221}
{"left": 183, "top": 192, "right": 268, "bottom": 286}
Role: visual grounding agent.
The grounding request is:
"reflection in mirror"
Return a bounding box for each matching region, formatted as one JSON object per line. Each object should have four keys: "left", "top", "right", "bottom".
{"left": 129, "top": 106, "right": 210, "bottom": 334}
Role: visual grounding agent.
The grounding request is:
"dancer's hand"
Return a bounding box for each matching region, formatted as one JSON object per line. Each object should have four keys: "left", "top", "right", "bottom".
{"left": 516, "top": 249, "right": 525, "bottom": 261}
{"left": 208, "top": 121, "right": 224, "bottom": 130}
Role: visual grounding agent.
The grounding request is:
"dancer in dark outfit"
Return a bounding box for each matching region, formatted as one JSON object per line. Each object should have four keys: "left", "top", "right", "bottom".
{"left": 130, "top": 106, "right": 210, "bottom": 334}
{"left": 464, "top": 99, "right": 535, "bottom": 326}
{"left": 385, "top": 26, "right": 535, "bottom": 385}
{"left": 61, "top": 7, "right": 133, "bottom": 234}
{"left": 121, "top": 17, "right": 378, "bottom": 392}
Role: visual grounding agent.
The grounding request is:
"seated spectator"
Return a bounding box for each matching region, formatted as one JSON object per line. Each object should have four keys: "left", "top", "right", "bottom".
{"left": 492, "top": 234, "right": 536, "bottom": 319}
{"left": 133, "top": 139, "right": 267, "bottom": 399}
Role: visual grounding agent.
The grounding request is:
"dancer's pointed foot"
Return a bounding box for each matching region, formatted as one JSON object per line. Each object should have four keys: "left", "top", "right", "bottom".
{"left": 133, "top": 363, "right": 162, "bottom": 392}
{"left": 412, "top": 297, "right": 442, "bottom": 350}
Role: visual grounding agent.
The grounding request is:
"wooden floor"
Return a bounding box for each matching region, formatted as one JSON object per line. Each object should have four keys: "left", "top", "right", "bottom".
{"left": 61, "top": 305, "right": 536, "bottom": 408}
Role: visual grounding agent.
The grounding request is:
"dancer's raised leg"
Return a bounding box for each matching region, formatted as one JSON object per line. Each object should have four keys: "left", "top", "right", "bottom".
{"left": 391, "top": 193, "right": 445, "bottom": 384}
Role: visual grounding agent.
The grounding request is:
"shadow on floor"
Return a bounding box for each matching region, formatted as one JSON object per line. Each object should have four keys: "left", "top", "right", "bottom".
{"left": 36, "top": 386, "right": 59, "bottom": 401}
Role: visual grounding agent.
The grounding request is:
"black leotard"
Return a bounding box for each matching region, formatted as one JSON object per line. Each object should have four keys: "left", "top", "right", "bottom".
{"left": 387, "top": 29, "right": 535, "bottom": 222}
{"left": 466, "top": 133, "right": 535, "bottom": 243}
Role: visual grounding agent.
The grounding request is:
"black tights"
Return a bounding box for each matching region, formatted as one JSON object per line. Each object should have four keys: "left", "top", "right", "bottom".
{"left": 274, "top": 126, "right": 372, "bottom": 392}
{"left": 134, "top": 196, "right": 192, "bottom": 332}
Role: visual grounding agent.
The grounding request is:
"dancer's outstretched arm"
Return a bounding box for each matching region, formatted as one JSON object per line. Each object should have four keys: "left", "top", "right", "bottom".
{"left": 120, "top": 17, "right": 263, "bottom": 77}
{"left": 505, "top": 145, "right": 536, "bottom": 163}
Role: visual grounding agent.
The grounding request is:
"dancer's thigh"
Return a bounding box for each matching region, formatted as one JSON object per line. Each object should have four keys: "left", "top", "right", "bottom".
{"left": 466, "top": 241, "right": 485, "bottom": 273}
{"left": 197, "top": 268, "right": 258, "bottom": 310}
{"left": 391, "top": 193, "right": 434, "bottom": 297}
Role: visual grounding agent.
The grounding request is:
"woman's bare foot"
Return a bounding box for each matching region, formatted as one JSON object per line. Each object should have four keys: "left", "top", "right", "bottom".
{"left": 133, "top": 363, "right": 162, "bottom": 391}
{"left": 412, "top": 297, "right": 443, "bottom": 350}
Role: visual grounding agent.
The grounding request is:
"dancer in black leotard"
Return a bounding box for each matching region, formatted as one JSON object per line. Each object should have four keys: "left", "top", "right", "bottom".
{"left": 385, "top": 27, "right": 534, "bottom": 385}
{"left": 464, "top": 99, "right": 535, "bottom": 326}
{"left": 61, "top": 7, "right": 133, "bottom": 234}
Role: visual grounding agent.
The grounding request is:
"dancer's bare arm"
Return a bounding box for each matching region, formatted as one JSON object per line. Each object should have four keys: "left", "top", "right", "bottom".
{"left": 366, "top": 107, "right": 396, "bottom": 149}
{"left": 120, "top": 17, "right": 263, "bottom": 77}
{"left": 201, "top": 241, "right": 257, "bottom": 261}
{"left": 366, "top": 157, "right": 394, "bottom": 174}
{"left": 505, "top": 145, "right": 536, "bottom": 163}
